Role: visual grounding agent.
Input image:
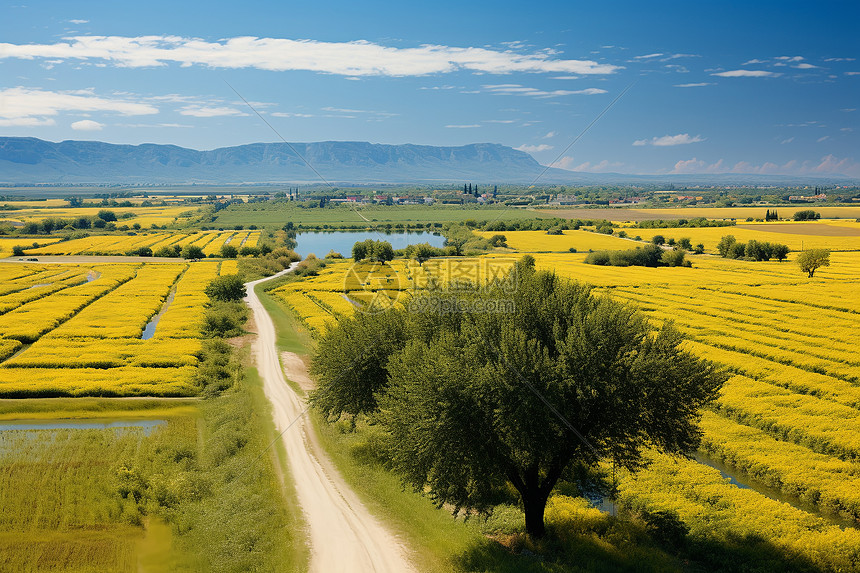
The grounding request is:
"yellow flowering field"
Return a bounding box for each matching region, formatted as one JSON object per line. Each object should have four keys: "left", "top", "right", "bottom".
{"left": 0, "top": 260, "right": 230, "bottom": 396}
{"left": 0, "top": 237, "right": 63, "bottom": 257}
{"left": 544, "top": 205, "right": 860, "bottom": 222}
{"left": 275, "top": 226, "right": 860, "bottom": 563}
{"left": 1, "top": 204, "right": 197, "bottom": 227}
{"left": 26, "top": 231, "right": 241, "bottom": 256}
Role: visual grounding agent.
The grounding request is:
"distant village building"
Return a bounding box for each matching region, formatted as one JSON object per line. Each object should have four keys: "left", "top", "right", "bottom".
{"left": 788, "top": 193, "right": 827, "bottom": 202}
{"left": 550, "top": 194, "right": 579, "bottom": 205}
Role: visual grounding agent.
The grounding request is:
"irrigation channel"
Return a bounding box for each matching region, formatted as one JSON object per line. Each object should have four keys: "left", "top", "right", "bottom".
{"left": 0, "top": 419, "right": 166, "bottom": 434}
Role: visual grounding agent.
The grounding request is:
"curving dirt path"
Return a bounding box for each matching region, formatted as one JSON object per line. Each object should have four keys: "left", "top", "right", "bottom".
{"left": 245, "top": 267, "right": 416, "bottom": 573}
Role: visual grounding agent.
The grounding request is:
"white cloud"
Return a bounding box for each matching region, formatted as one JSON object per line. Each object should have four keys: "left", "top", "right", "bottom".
{"left": 845, "top": 72, "right": 860, "bottom": 76}
{"left": 674, "top": 82, "right": 713, "bottom": 88}
{"left": 780, "top": 137, "right": 794, "bottom": 144}
{"left": 69, "top": 19, "right": 89, "bottom": 24}
{"left": 775, "top": 56, "right": 804, "bottom": 62}
{"left": 669, "top": 155, "right": 860, "bottom": 177}
{"left": 633, "top": 133, "right": 705, "bottom": 147}
{"left": 817, "top": 136, "right": 830, "bottom": 143}
{"left": 0, "top": 35, "right": 622, "bottom": 77}
{"left": 70, "top": 119, "right": 103, "bottom": 131}
{"left": 482, "top": 84, "right": 606, "bottom": 98}
{"left": 116, "top": 122, "right": 193, "bottom": 128}
{"left": 445, "top": 124, "right": 481, "bottom": 128}
{"left": 0, "top": 117, "right": 56, "bottom": 127}
{"left": 271, "top": 112, "right": 314, "bottom": 118}
{"left": 515, "top": 144, "right": 554, "bottom": 153}
{"left": 743, "top": 59, "right": 767, "bottom": 65}
{"left": 551, "top": 158, "right": 622, "bottom": 172}
{"left": 813, "top": 155, "right": 859, "bottom": 176}
{"left": 483, "top": 119, "right": 516, "bottom": 123}
{"left": 712, "top": 69, "right": 777, "bottom": 77}
{"left": 543, "top": 131, "right": 557, "bottom": 138}
{"left": 320, "top": 106, "right": 397, "bottom": 117}
{"left": 633, "top": 53, "right": 663, "bottom": 60}
{"left": 551, "top": 75, "right": 579, "bottom": 80}
{"left": 825, "top": 57, "right": 856, "bottom": 62}
{"left": 0, "top": 86, "right": 158, "bottom": 126}
{"left": 794, "top": 63, "right": 819, "bottom": 69}
{"left": 179, "top": 106, "right": 247, "bottom": 117}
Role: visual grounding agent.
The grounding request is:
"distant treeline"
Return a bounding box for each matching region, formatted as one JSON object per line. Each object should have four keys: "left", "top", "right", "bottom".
{"left": 630, "top": 218, "right": 736, "bottom": 229}
{"left": 0, "top": 210, "right": 145, "bottom": 235}
{"left": 483, "top": 218, "right": 613, "bottom": 232}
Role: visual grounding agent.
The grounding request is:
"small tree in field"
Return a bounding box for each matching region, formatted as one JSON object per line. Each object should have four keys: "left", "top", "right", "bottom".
{"left": 310, "top": 263, "right": 725, "bottom": 538}
{"left": 204, "top": 274, "right": 246, "bottom": 302}
{"left": 796, "top": 249, "right": 830, "bottom": 277}
{"left": 772, "top": 243, "right": 790, "bottom": 262}
{"left": 181, "top": 245, "right": 205, "bottom": 259}
{"left": 220, "top": 244, "right": 238, "bottom": 258}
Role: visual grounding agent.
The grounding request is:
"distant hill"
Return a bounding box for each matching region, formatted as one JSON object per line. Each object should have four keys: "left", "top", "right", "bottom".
{"left": 0, "top": 137, "right": 855, "bottom": 186}
{"left": 0, "top": 137, "right": 578, "bottom": 185}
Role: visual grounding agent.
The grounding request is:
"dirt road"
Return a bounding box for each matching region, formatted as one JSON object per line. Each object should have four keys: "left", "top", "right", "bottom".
{"left": 245, "top": 268, "right": 416, "bottom": 573}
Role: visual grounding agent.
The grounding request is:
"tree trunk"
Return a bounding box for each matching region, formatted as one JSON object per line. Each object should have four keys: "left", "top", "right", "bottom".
{"left": 522, "top": 489, "right": 549, "bottom": 538}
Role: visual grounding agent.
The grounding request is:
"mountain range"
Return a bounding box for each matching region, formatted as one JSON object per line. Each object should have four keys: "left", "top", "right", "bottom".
{"left": 0, "top": 137, "right": 855, "bottom": 186}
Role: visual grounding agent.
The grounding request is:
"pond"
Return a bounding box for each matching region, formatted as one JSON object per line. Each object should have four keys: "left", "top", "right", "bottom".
{"left": 294, "top": 231, "right": 445, "bottom": 259}
{"left": 0, "top": 419, "right": 166, "bottom": 434}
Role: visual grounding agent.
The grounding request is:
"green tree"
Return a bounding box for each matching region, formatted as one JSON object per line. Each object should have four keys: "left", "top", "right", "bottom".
{"left": 796, "top": 249, "right": 830, "bottom": 277}
{"left": 220, "top": 244, "right": 238, "bottom": 258}
{"left": 651, "top": 235, "right": 665, "bottom": 246}
{"left": 488, "top": 234, "right": 508, "bottom": 248}
{"left": 310, "top": 266, "right": 725, "bottom": 538}
{"left": 412, "top": 243, "right": 436, "bottom": 264}
{"left": 370, "top": 241, "right": 394, "bottom": 263}
{"left": 352, "top": 239, "right": 371, "bottom": 261}
{"left": 794, "top": 210, "right": 821, "bottom": 221}
{"left": 181, "top": 245, "right": 205, "bottom": 259}
{"left": 717, "top": 235, "right": 737, "bottom": 258}
{"left": 97, "top": 209, "right": 117, "bottom": 222}
{"left": 772, "top": 243, "right": 790, "bottom": 262}
{"left": 204, "top": 274, "right": 246, "bottom": 302}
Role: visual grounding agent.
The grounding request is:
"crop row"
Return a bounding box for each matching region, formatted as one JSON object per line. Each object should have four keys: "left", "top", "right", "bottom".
{"left": 0, "top": 365, "right": 198, "bottom": 397}
{"left": 26, "top": 231, "right": 258, "bottom": 256}
{"left": 41, "top": 265, "right": 185, "bottom": 339}
{"left": 2, "top": 337, "right": 201, "bottom": 368}
{"left": 716, "top": 374, "right": 860, "bottom": 461}
{"left": 699, "top": 411, "right": 860, "bottom": 520}
{"left": 0, "top": 266, "right": 138, "bottom": 343}
{"left": 616, "top": 449, "right": 860, "bottom": 572}
{"left": 152, "top": 262, "right": 220, "bottom": 338}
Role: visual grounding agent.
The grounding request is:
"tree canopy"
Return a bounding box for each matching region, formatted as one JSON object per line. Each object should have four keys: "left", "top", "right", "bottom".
{"left": 204, "top": 274, "right": 246, "bottom": 302}
{"left": 351, "top": 239, "right": 394, "bottom": 262}
{"left": 309, "top": 262, "right": 726, "bottom": 538}
{"left": 796, "top": 248, "right": 830, "bottom": 278}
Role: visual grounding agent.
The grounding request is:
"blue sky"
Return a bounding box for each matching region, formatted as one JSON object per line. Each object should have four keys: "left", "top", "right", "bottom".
{"left": 1, "top": 0, "right": 858, "bottom": 177}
